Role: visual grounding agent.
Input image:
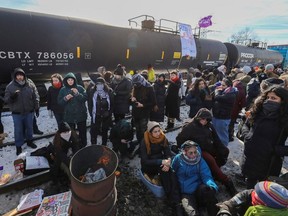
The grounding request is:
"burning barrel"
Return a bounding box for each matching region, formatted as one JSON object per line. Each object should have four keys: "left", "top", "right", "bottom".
{"left": 70, "top": 145, "right": 118, "bottom": 216}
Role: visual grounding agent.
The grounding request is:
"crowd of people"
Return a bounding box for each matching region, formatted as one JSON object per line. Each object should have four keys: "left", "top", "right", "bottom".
{"left": 1, "top": 62, "right": 288, "bottom": 215}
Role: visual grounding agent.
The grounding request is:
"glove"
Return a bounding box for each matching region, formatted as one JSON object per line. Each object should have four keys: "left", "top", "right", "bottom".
{"left": 48, "top": 110, "right": 53, "bottom": 118}
{"left": 35, "top": 109, "right": 40, "bottom": 118}
{"left": 10, "top": 90, "right": 20, "bottom": 100}
{"left": 206, "top": 179, "right": 218, "bottom": 191}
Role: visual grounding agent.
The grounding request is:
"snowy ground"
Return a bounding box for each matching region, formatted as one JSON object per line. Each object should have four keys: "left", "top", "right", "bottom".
{"left": 0, "top": 105, "right": 287, "bottom": 214}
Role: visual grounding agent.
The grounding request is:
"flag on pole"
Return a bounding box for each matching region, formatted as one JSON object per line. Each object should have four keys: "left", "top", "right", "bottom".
{"left": 198, "top": 15, "right": 212, "bottom": 28}
{"left": 179, "top": 23, "right": 197, "bottom": 58}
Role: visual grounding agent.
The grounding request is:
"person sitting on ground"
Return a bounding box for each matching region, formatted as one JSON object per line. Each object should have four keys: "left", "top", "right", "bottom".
{"left": 51, "top": 122, "right": 80, "bottom": 180}
{"left": 140, "top": 121, "right": 182, "bottom": 215}
{"left": 217, "top": 181, "right": 288, "bottom": 216}
{"left": 171, "top": 140, "right": 219, "bottom": 216}
{"left": 110, "top": 119, "right": 134, "bottom": 160}
{"left": 176, "top": 108, "right": 237, "bottom": 196}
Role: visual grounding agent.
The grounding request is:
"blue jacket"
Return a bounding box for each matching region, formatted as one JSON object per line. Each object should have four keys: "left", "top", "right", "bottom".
{"left": 171, "top": 149, "right": 216, "bottom": 194}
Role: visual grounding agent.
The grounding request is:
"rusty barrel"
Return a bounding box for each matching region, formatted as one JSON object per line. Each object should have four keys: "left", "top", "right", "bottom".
{"left": 70, "top": 145, "right": 118, "bottom": 216}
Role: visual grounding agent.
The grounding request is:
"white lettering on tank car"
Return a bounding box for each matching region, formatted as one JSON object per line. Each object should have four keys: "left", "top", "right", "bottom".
{"left": 37, "top": 52, "right": 74, "bottom": 59}
{"left": 240, "top": 53, "right": 254, "bottom": 58}
{"left": 0, "top": 51, "right": 31, "bottom": 59}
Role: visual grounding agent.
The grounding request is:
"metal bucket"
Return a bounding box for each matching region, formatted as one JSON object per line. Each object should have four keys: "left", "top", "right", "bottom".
{"left": 70, "top": 145, "right": 118, "bottom": 216}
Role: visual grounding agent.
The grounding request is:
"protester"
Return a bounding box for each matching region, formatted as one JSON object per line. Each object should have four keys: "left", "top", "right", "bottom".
{"left": 150, "top": 73, "right": 167, "bottom": 122}
{"left": 176, "top": 108, "right": 237, "bottom": 196}
{"left": 240, "top": 86, "right": 288, "bottom": 189}
{"left": 47, "top": 73, "right": 64, "bottom": 129}
{"left": 51, "top": 122, "right": 80, "bottom": 179}
{"left": 165, "top": 71, "right": 181, "bottom": 129}
{"left": 140, "top": 121, "right": 183, "bottom": 215}
{"left": 217, "top": 181, "right": 288, "bottom": 216}
{"left": 4, "top": 68, "right": 39, "bottom": 155}
{"left": 58, "top": 72, "right": 87, "bottom": 148}
{"left": 110, "top": 65, "right": 132, "bottom": 123}
{"left": 172, "top": 140, "right": 219, "bottom": 216}
{"left": 87, "top": 77, "right": 114, "bottom": 146}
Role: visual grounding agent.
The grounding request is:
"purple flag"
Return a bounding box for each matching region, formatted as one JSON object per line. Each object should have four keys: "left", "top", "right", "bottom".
{"left": 198, "top": 15, "right": 212, "bottom": 28}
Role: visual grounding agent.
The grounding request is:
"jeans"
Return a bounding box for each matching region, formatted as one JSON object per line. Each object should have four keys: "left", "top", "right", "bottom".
{"left": 68, "top": 121, "right": 87, "bottom": 148}
{"left": 12, "top": 112, "right": 34, "bottom": 147}
{"left": 212, "top": 118, "right": 230, "bottom": 146}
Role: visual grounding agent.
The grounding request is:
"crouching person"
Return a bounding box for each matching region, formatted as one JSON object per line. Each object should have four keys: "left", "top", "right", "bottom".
{"left": 171, "top": 140, "right": 219, "bottom": 216}
{"left": 51, "top": 122, "right": 80, "bottom": 180}
{"left": 140, "top": 121, "right": 183, "bottom": 215}
{"left": 217, "top": 181, "right": 288, "bottom": 216}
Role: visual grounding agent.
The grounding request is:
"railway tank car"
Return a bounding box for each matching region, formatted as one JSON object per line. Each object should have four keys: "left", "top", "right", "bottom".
{"left": 0, "top": 7, "right": 226, "bottom": 86}
{"left": 0, "top": 7, "right": 283, "bottom": 100}
{"left": 224, "top": 42, "right": 283, "bottom": 68}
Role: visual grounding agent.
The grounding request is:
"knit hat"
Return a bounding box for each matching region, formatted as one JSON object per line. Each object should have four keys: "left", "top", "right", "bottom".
{"left": 147, "top": 121, "right": 160, "bottom": 132}
{"left": 59, "top": 122, "right": 71, "bottom": 133}
{"left": 254, "top": 181, "right": 288, "bottom": 209}
{"left": 96, "top": 77, "right": 105, "bottom": 84}
{"left": 265, "top": 64, "right": 275, "bottom": 71}
{"left": 241, "top": 66, "right": 252, "bottom": 74}
{"left": 180, "top": 140, "right": 198, "bottom": 150}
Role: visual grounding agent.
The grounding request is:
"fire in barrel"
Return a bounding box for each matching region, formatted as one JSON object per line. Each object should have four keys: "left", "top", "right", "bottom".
{"left": 70, "top": 145, "right": 118, "bottom": 216}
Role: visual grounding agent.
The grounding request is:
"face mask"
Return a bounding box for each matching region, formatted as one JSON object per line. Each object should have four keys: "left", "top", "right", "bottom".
{"left": 263, "top": 100, "right": 281, "bottom": 113}
{"left": 53, "top": 82, "right": 62, "bottom": 89}
{"left": 60, "top": 131, "right": 71, "bottom": 141}
{"left": 96, "top": 83, "right": 104, "bottom": 91}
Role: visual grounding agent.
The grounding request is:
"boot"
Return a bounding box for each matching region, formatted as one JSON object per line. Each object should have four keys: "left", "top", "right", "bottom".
{"left": 27, "top": 140, "right": 37, "bottom": 149}
{"left": 34, "top": 129, "right": 44, "bottom": 135}
{"left": 225, "top": 179, "right": 238, "bottom": 196}
{"left": 16, "top": 146, "right": 22, "bottom": 155}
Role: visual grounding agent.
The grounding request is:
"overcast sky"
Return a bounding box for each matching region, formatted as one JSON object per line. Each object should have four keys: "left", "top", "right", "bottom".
{"left": 1, "top": 0, "right": 288, "bottom": 45}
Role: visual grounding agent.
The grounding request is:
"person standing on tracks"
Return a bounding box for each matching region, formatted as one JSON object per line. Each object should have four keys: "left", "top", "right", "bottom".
{"left": 4, "top": 68, "right": 39, "bottom": 155}
{"left": 58, "top": 72, "right": 87, "bottom": 148}
{"left": 147, "top": 64, "right": 156, "bottom": 83}
{"left": 150, "top": 73, "right": 167, "bottom": 122}
{"left": 240, "top": 86, "right": 288, "bottom": 189}
{"left": 185, "top": 77, "right": 213, "bottom": 118}
{"left": 47, "top": 73, "right": 64, "bottom": 129}
{"left": 211, "top": 78, "right": 237, "bottom": 146}
{"left": 87, "top": 77, "right": 114, "bottom": 146}
{"left": 165, "top": 71, "right": 181, "bottom": 130}
{"left": 110, "top": 65, "right": 132, "bottom": 123}
{"left": 131, "top": 74, "right": 155, "bottom": 154}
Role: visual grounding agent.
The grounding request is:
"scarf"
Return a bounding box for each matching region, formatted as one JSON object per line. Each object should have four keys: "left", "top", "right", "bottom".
{"left": 53, "top": 82, "right": 62, "bottom": 89}
{"left": 263, "top": 100, "right": 280, "bottom": 115}
{"left": 180, "top": 150, "right": 201, "bottom": 165}
{"left": 16, "top": 80, "right": 25, "bottom": 86}
{"left": 143, "top": 130, "right": 168, "bottom": 155}
{"left": 171, "top": 76, "right": 179, "bottom": 83}
{"left": 92, "top": 90, "right": 110, "bottom": 123}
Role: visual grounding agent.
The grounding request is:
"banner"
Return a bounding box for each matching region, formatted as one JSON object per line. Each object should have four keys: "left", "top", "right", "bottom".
{"left": 179, "top": 23, "right": 197, "bottom": 58}
{"left": 198, "top": 15, "right": 212, "bottom": 28}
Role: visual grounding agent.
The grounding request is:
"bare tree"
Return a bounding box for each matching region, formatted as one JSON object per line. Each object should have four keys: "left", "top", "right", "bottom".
{"left": 228, "top": 27, "right": 259, "bottom": 45}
